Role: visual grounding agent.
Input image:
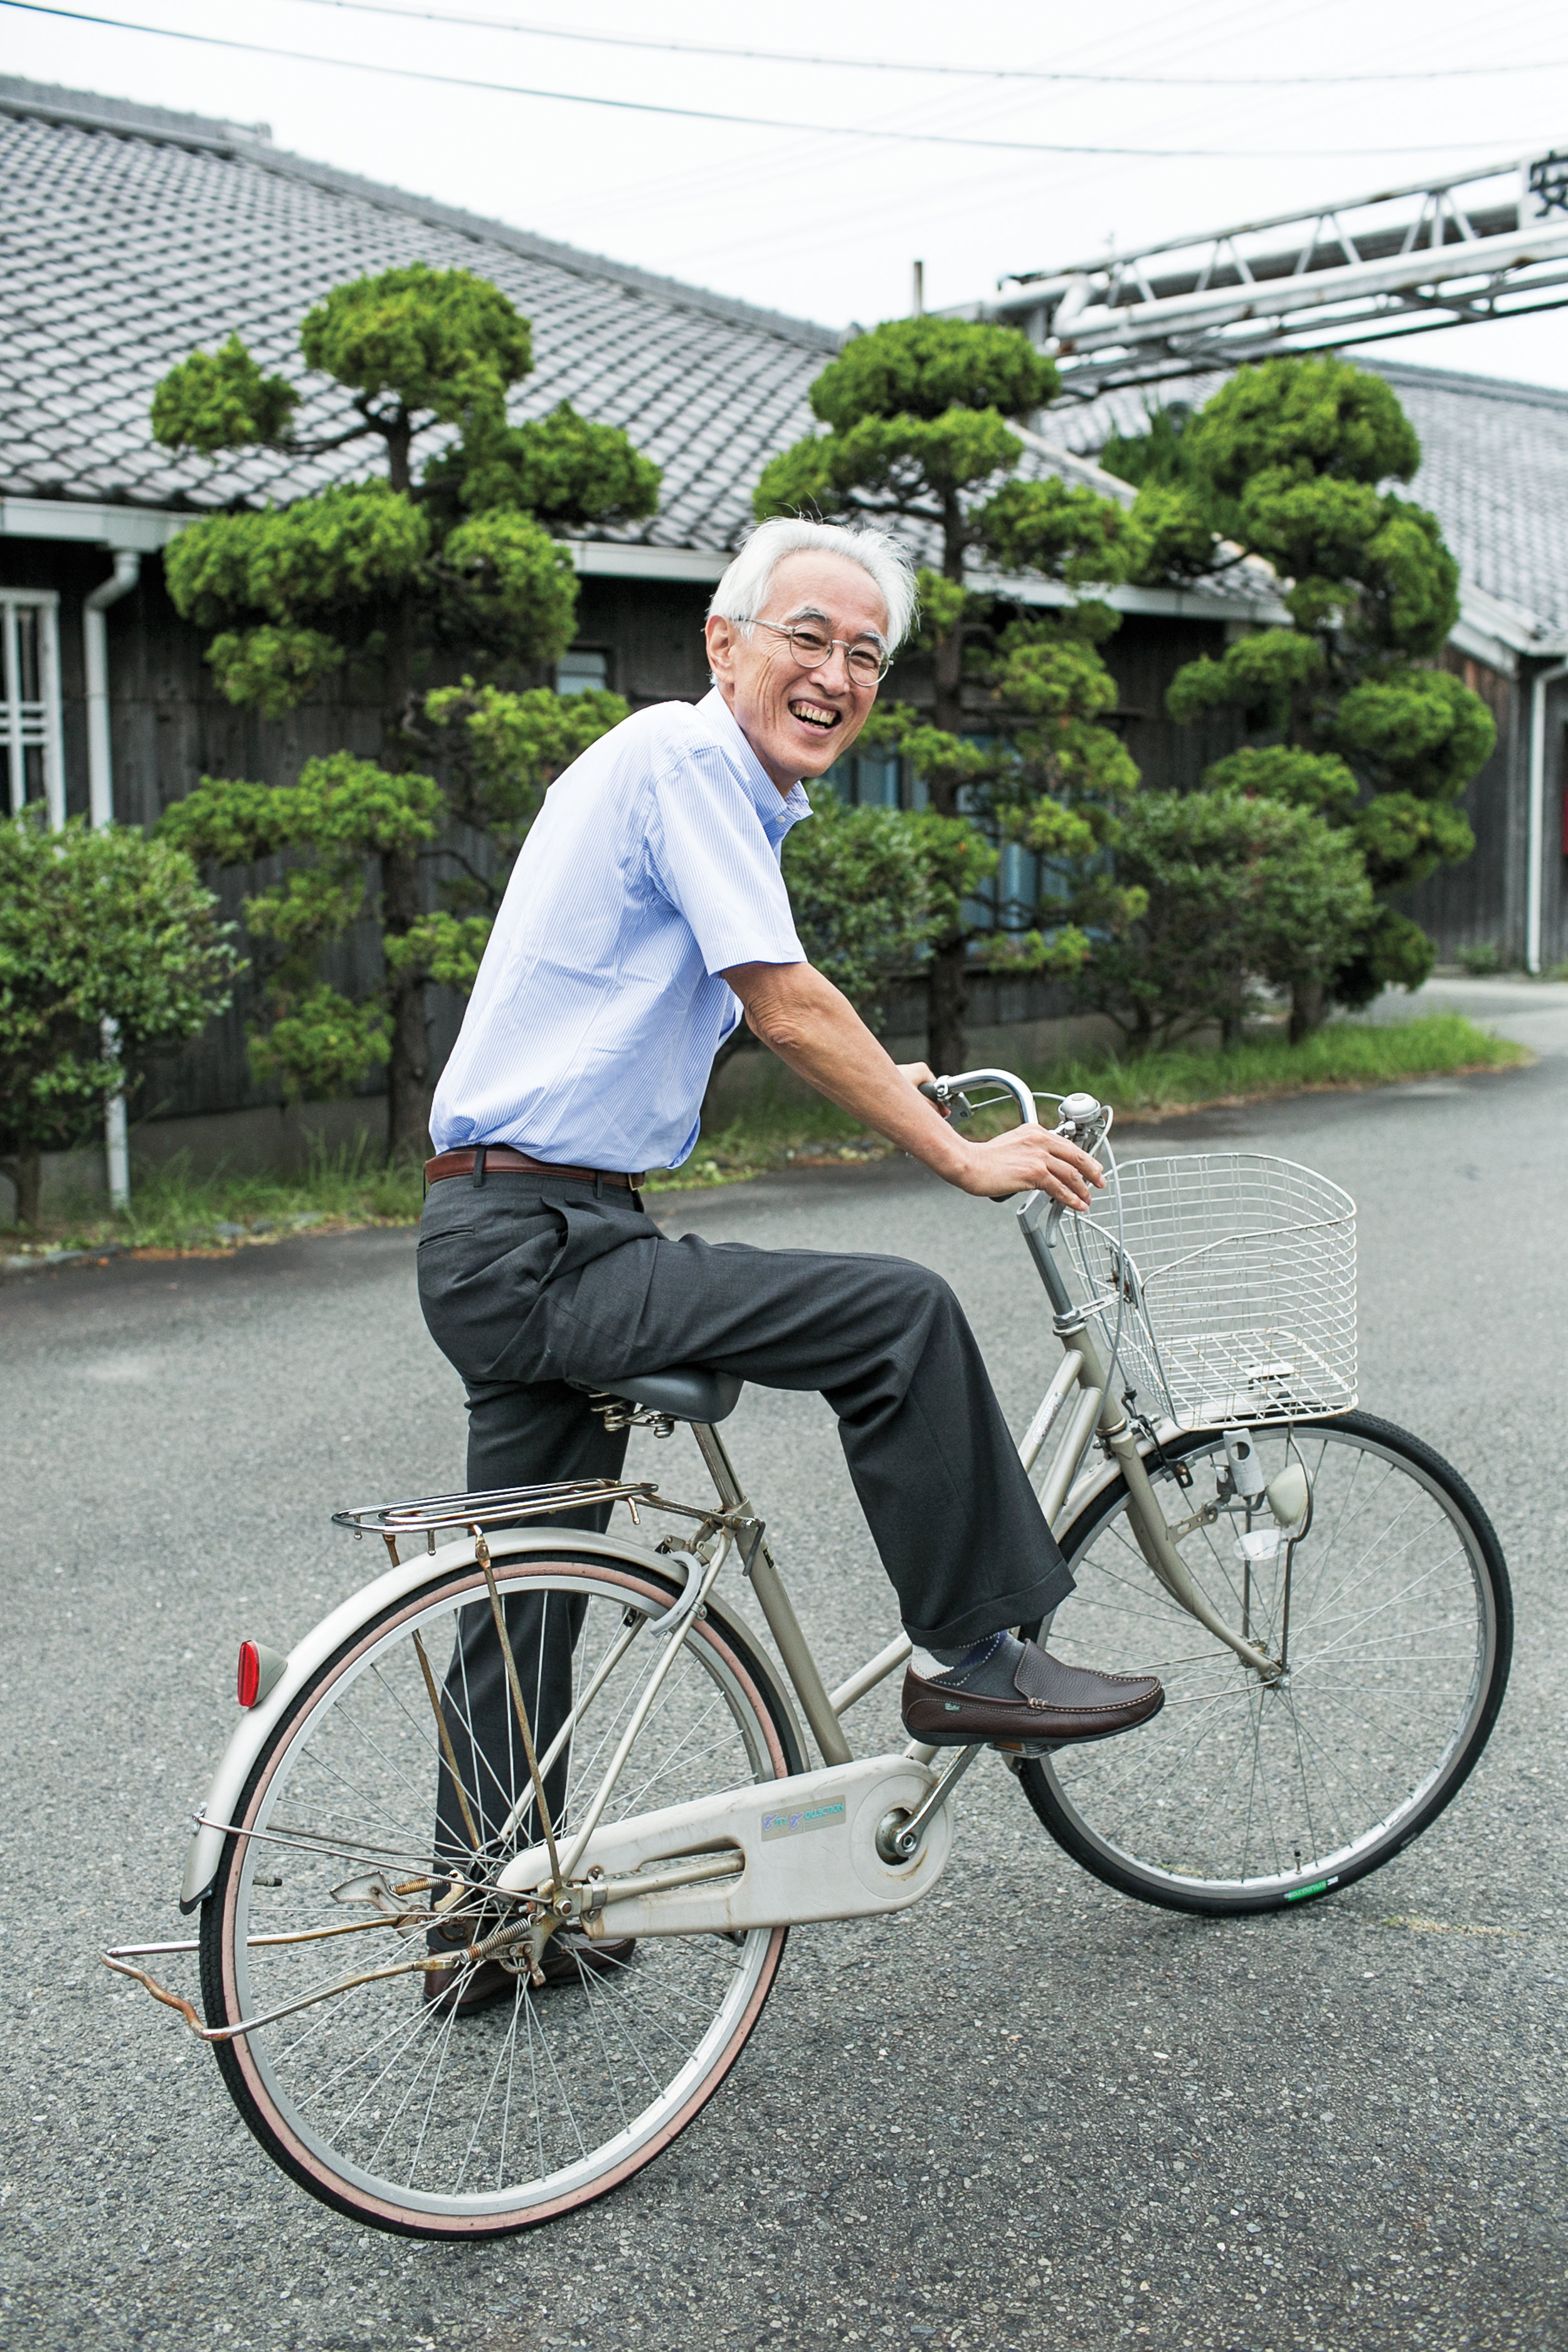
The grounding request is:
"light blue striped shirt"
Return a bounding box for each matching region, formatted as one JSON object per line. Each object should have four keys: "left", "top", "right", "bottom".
{"left": 430, "top": 688, "right": 810, "bottom": 1172}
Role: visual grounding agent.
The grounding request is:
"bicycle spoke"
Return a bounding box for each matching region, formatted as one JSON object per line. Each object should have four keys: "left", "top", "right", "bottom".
{"left": 209, "top": 1564, "right": 790, "bottom": 2227}
{"left": 1035, "top": 1422, "right": 1500, "bottom": 1900}
{"left": 1285, "top": 1688, "right": 1323, "bottom": 1867}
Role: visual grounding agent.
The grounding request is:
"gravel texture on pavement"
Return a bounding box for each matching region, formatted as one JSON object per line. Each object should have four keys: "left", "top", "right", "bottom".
{"left": 2, "top": 978, "right": 1564, "bottom": 2350}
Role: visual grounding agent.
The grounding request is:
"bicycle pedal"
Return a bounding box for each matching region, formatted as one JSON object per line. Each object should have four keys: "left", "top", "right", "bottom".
{"left": 990, "top": 1738, "right": 1057, "bottom": 1762}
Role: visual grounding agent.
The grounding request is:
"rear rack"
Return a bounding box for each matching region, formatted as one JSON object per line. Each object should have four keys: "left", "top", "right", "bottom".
{"left": 333, "top": 1479, "right": 660, "bottom": 1553}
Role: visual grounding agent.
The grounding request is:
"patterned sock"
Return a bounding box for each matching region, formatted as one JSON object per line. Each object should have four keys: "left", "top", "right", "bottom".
{"left": 909, "top": 1629, "right": 1027, "bottom": 1697}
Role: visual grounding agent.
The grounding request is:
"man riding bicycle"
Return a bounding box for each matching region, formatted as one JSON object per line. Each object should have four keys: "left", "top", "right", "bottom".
{"left": 417, "top": 516, "right": 1163, "bottom": 2008}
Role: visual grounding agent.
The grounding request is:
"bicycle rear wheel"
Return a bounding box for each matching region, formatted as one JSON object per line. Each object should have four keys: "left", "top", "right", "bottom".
{"left": 1017, "top": 1413, "right": 1511, "bottom": 1915}
{"left": 199, "top": 1549, "right": 802, "bottom": 2235}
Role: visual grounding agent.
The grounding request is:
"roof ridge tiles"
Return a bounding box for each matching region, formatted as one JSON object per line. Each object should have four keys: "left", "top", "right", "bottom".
{"left": 0, "top": 73, "right": 268, "bottom": 150}
{"left": 1362, "top": 356, "right": 1568, "bottom": 415}
{"left": 0, "top": 75, "right": 842, "bottom": 354}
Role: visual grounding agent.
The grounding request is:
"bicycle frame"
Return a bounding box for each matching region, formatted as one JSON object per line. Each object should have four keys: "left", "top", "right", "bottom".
{"left": 449, "top": 1073, "right": 1276, "bottom": 1936}
{"left": 166, "top": 1072, "right": 1281, "bottom": 1966}
{"left": 103, "top": 1059, "right": 1507, "bottom": 2257}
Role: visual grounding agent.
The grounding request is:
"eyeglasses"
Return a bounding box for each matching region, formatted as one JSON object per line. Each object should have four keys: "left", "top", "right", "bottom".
{"left": 753, "top": 618, "right": 891, "bottom": 686}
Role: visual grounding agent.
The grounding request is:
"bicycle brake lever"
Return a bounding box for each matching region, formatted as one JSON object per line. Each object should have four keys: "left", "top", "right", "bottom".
{"left": 918, "top": 1078, "right": 974, "bottom": 1125}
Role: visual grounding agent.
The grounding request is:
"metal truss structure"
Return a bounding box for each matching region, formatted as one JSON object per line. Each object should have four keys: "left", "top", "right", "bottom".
{"left": 963, "top": 151, "right": 1568, "bottom": 398}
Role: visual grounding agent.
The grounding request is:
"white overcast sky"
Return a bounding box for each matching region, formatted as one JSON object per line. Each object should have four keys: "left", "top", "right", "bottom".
{"left": 9, "top": 0, "right": 1568, "bottom": 388}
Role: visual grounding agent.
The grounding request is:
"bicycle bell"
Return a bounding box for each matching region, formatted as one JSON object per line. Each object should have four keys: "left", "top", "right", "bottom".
{"left": 1057, "top": 1090, "right": 1110, "bottom": 1151}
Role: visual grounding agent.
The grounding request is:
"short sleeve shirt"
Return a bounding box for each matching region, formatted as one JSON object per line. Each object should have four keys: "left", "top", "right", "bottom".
{"left": 429, "top": 688, "right": 810, "bottom": 1172}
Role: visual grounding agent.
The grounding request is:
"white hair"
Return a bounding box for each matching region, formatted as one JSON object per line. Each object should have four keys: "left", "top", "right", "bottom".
{"left": 707, "top": 516, "right": 919, "bottom": 654}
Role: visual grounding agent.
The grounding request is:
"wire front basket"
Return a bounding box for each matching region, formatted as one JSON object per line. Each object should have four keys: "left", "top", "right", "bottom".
{"left": 1060, "top": 1152, "right": 1357, "bottom": 1429}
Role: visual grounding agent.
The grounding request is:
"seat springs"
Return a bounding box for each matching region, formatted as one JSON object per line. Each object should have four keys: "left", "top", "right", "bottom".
{"left": 588, "top": 1392, "right": 677, "bottom": 1438}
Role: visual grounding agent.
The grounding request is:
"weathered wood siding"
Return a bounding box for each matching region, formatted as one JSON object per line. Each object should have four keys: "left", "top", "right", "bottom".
{"left": 1394, "top": 649, "right": 1530, "bottom": 965}
{"left": 1533, "top": 670, "right": 1568, "bottom": 973}
{"left": 875, "top": 607, "right": 1237, "bottom": 792}
{"left": 1098, "top": 612, "right": 1244, "bottom": 789}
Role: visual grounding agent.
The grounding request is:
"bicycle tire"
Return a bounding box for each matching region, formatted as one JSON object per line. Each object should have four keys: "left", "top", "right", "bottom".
{"left": 1016, "top": 1412, "right": 1512, "bottom": 1916}
{"left": 199, "top": 1547, "right": 804, "bottom": 2236}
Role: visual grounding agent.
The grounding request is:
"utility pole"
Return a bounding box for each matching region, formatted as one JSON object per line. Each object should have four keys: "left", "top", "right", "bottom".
{"left": 911, "top": 259, "right": 924, "bottom": 317}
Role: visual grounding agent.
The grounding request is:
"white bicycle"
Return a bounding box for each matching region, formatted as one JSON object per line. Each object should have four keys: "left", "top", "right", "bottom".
{"left": 107, "top": 1073, "right": 1512, "bottom": 2236}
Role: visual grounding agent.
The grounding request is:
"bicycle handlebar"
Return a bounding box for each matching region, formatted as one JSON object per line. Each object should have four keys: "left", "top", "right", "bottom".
{"left": 919, "top": 1069, "right": 1112, "bottom": 1158}
{"left": 919, "top": 1068, "right": 1039, "bottom": 1127}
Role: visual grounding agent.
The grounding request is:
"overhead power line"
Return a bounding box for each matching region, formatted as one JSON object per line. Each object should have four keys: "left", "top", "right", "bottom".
{"left": 0, "top": 1, "right": 1550, "bottom": 159}
{"left": 290, "top": 0, "right": 1568, "bottom": 90}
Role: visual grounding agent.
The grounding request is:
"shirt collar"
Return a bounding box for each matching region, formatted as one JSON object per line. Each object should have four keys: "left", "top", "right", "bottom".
{"left": 698, "top": 687, "right": 813, "bottom": 839}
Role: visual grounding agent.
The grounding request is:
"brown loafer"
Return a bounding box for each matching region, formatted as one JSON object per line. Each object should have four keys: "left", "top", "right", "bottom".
{"left": 423, "top": 1929, "right": 636, "bottom": 2015}
{"left": 901, "top": 1640, "right": 1163, "bottom": 1748}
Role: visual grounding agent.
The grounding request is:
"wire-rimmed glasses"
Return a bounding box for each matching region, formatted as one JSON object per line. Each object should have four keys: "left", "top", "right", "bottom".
{"left": 752, "top": 618, "right": 891, "bottom": 685}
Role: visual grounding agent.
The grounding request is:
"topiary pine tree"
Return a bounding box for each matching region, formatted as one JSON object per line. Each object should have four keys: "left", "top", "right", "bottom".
{"left": 1085, "top": 787, "right": 1373, "bottom": 1052}
{"left": 0, "top": 810, "right": 240, "bottom": 1227}
{"left": 151, "top": 264, "right": 658, "bottom": 1157}
{"left": 1108, "top": 355, "right": 1493, "bottom": 1033}
{"left": 755, "top": 315, "right": 1144, "bottom": 1074}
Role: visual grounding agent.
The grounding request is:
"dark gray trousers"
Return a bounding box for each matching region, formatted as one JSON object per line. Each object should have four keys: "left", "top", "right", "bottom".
{"left": 416, "top": 1170, "right": 1072, "bottom": 1865}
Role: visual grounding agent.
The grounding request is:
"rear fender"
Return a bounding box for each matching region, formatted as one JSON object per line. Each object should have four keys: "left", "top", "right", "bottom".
{"left": 179, "top": 1530, "right": 713, "bottom": 1912}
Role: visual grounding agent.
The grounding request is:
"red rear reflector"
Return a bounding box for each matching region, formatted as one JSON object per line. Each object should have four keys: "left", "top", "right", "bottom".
{"left": 237, "top": 1641, "right": 261, "bottom": 1708}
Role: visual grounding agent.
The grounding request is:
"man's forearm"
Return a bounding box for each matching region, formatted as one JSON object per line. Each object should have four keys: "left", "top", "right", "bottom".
{"left": 721, "top": 959, "right": 1103, "bottom": 1210}
{"left": 726, "top": 961, "right": 965, "bottom": 1179}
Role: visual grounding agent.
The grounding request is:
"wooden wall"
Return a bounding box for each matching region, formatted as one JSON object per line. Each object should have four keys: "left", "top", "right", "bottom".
{"left": 1098, "top": 612, "right": 1244, "bottom": 790}
{"left": 872, "top": 605, "right": 1237, "bottom": 793}
{"left": 1540, "top": 674, "right": 1568, "bottom": 972}
{"left": 1394, "top": 649, "right": 1530, "bottom": 966}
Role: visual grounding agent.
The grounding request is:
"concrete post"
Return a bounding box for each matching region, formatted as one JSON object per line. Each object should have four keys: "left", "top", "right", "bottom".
{"left": 83, "top": 552, "right": 141, "bottom": 1210}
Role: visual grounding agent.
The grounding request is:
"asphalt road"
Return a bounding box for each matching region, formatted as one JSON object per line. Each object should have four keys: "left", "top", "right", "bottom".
{"left": 3, "top": 979, "right": 1565, "bottom": 2352}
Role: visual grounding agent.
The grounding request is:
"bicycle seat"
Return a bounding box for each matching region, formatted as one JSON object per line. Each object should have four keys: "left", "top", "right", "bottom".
{"left": 600, "top": 1366, "right": 743, "bottom": 1424}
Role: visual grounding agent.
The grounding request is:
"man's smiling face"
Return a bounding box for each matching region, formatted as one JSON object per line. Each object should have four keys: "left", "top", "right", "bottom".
{"left": 705, "top": 551, "right": 889, "bottom": 794}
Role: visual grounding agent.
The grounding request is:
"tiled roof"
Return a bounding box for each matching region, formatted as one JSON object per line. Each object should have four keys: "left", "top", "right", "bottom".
{"left": 1049, "top": 358, "right": 1568, "bottom": 647}
{"left": 0, "top": 77, "right": 839, "bottom": 553}
{"left": 1364, "top": 362, "right": 1568, "bottom": 645}
{"left": 4, "top": 75, "right": 1471, "bottom": 623}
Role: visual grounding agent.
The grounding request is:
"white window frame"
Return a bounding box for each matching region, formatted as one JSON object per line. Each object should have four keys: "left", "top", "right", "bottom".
{"left": 1, "top": 589, "right": 65, "bottom": 827}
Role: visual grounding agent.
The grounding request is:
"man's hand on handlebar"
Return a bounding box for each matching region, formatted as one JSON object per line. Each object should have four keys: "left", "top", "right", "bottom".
{"left": 954, "top": 1125, "right": 1104, "bottom": 1209}
{"left": 904, "top": 1061, "right": 1102, "bottom": 1205}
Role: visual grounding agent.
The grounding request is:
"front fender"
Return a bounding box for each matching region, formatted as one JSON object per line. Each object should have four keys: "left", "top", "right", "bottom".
{"left": 178, "top": 1527, "right": 693, "bottom": 1912}
{"left": 1045, "top": 1416, "right": 1187, "bottom": 1569}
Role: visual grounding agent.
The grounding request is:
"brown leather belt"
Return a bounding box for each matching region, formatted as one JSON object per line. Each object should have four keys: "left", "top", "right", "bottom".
{"left": 424, "top": 1144, "right": 645, "bottom": 1190}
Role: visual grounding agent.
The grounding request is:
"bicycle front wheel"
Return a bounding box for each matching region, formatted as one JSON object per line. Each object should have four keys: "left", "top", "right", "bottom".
{"left": 1018, "top": 1413, "right": 1511, "bottom": 1915}
{"left": 199, "top": 1549, "right": 802, "bottom": 2235}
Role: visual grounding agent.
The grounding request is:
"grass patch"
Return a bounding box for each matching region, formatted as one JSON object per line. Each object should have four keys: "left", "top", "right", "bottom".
{"left": 1031, "top": 1010, "right": 1527, "bottom": 1122}
{"left": 4, "top": 1135, "right": 425, "bottom": 1258}
{"left": 2, "top": 1012, "right": 1526, "bottom": 1253}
